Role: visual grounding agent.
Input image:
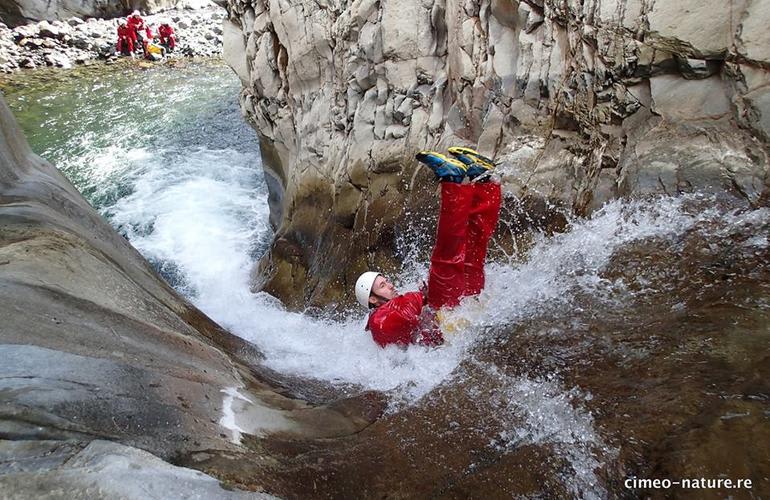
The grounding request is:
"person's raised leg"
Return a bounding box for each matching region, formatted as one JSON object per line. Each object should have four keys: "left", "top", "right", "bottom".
{"left": 447, "top": 147, "right": 501, "bottom": 296}
{"left": 415, "top": 151, "right": 473, "bottom": 309}
{"left": 428, "top": 182, "right": 475, "bottom": 309}
{"left": 464, "top": 182, "right": 501, "bottom": 295}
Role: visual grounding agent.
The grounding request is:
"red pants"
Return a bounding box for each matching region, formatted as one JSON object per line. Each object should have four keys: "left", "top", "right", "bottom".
{"left": 427, "top": 182, "right": 501, "bottom": 310}
{"left": 160, "top": 35, "right": 176, "bottom": 50}
{"left": 117, "top": 36, "right": 134, "bottom": 54}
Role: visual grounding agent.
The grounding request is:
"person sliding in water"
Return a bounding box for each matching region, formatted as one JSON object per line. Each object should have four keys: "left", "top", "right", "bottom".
{"left": 355, "top": 147, "right": 501, "bottom": 348}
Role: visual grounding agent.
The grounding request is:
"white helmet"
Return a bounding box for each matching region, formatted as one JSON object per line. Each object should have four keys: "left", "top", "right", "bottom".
{"left": 355, "top": 271, "right": 380, "bottom": 308}
{"left": 132, "top": 10, "right": 140, "bottom": 16}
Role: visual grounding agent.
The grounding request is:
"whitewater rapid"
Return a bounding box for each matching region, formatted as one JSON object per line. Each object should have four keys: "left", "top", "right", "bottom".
{"left": 9, "top": 63, "right": 770, "bottom": 497}
{"left": 10, "top": 63, "right": 765, "bottom": 405}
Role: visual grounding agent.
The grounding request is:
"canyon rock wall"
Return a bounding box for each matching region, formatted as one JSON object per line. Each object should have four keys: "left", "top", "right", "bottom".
{"left": 223, "top": 0, "right": 770, "bottom": 309}
{"left": 0, "top": 0, "right": 218, "bottom": 27}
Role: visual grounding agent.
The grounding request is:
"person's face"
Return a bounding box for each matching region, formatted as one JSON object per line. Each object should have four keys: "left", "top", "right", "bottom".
{"left": 369, "top": 275, "right": 397, "bottom": 305}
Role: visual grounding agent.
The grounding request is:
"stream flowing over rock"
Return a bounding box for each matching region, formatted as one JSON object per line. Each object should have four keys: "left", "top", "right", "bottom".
{"left": 223, "top": 0, "right": 770, "bottom": 310}
{"left": 0, "top": 95, "right": 383, "bottom": 497}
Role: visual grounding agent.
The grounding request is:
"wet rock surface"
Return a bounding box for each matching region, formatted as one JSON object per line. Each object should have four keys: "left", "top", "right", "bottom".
{"left": 223, "top": 0, "right": 770, "bottom": 310}
{"left": 0, "top": 6, "right": 226, "bottom": 72}
{"left": 177, "top": 196, "right": 770, "bottom": 499}
{"left": 0, "top": 440, "right": 271, "bottom": 499}
{"left": 0, "top": 93, "right": 381, "bottom": 495}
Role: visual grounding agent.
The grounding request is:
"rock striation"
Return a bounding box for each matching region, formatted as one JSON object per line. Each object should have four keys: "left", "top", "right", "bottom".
{"left": 0, "top": 95, "right": 379, "bottom": 495}
{"left": 0, "top": 7, "right": 226, "bottom": 72}
{"left": 223, "top": 0, "right": 770, "bottom": 310}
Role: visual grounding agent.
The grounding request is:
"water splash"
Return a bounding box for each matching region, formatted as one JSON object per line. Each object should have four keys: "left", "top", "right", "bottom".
{"left": 9, "top": 63, "right": 770, "bottom": 496}
{"left": 447, "top": 196, "right": 715, "bottom": 329}
{"left": 474, "top": 362, "right": 612, "bottom": 499}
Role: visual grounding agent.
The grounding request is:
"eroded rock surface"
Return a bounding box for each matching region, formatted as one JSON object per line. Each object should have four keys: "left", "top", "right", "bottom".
{"left": 223, "top": 0, "right": 770, "bottom": 309}
{"left": 0, "top": 440, "right": 272, "bottom": 499}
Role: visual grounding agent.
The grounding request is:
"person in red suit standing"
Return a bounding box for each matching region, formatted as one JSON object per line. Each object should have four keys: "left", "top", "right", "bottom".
{"left": 126, "top": 10, "right": 145, "bottom": 50}
{"left": 355, "top": 147, "right": 501, "bottom": 348}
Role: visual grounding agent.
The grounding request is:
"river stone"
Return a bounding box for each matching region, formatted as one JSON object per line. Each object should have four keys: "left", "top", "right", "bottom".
{"left": 0, "top": 0, "right": 216, "bottom": 27}
{"left": 0, "top": 6, "right": 226, "bottom": 73}
{"left": 37, "top": 20, "right": 64, "bottom": 39}
{"left": 0, "top": 440, "right": 271, "bottom": 499}
{"left": 44, "top": 51, "right": 71, "bottom": 68}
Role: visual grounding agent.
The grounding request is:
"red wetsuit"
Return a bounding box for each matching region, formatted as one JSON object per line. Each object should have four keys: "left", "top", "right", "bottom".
{"left": 366, "top": 182, "right": 501, "bottom": 348}
{"left": 158, "top": 24, "right": 176, "bottom": 50}
{"left": 127, "top": 15, "right": 144, "bottom": 44}
{"left": 116, "top": 25, "right": 133, "bottom": 54}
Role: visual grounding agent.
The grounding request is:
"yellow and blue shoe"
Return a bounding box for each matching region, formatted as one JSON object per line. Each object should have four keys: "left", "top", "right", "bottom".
{"left": 416, "top": 151, "right": 468, "bottom": 183}
{"left": 448, "top": 146, "right": 495, "bottom": 181}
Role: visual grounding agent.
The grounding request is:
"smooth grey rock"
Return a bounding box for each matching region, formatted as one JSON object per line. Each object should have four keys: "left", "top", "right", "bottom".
{"left": 650, "top": 75, "right": 730, "bottom": 121}
{"left": 647, "top": 0, "right": 736, "bottom": 57}
{"left": 0, "top": 440, "right": 272, "bottom": 499}
{"left": 736, "top": 0, "right": 770, "bottom": 63}
{"left": 0, "top": 92, "right": 380, "bottom": 493}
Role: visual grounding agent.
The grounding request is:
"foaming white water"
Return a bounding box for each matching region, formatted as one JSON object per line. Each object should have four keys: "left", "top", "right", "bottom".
{"left": 477, "top": 362, "right": 612, "bottom": 500}
{"left": 106, "top": 146, "right": 267, "bottom": 300}
{"left": 448, "top": 196, "right": 710, "bottom": 329}
{"left": 110, "top": 180, "right": 722, "bottom": 404}
{"left": 104, "top": 152, "right": 469, "bottom": 402}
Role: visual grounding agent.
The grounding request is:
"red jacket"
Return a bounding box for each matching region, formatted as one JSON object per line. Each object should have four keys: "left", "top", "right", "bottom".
{"left": 365, "top": 182, "right": 501, "bottom": 349}
{"left": 158, "top": 24, "right": 175, "bottom": 38}
{"left": 127, "top": 15, "right": 144, "bottom": 40}
{"left": 366, "top": 292, "right": 442, "bottom": 348}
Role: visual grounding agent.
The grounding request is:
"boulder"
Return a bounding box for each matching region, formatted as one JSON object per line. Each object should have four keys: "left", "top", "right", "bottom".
{"left": 43, "top": 51, "right": 71, "bottom": 68}
{"left": 0, "top": 440, "right": 265, "bottom": 499}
